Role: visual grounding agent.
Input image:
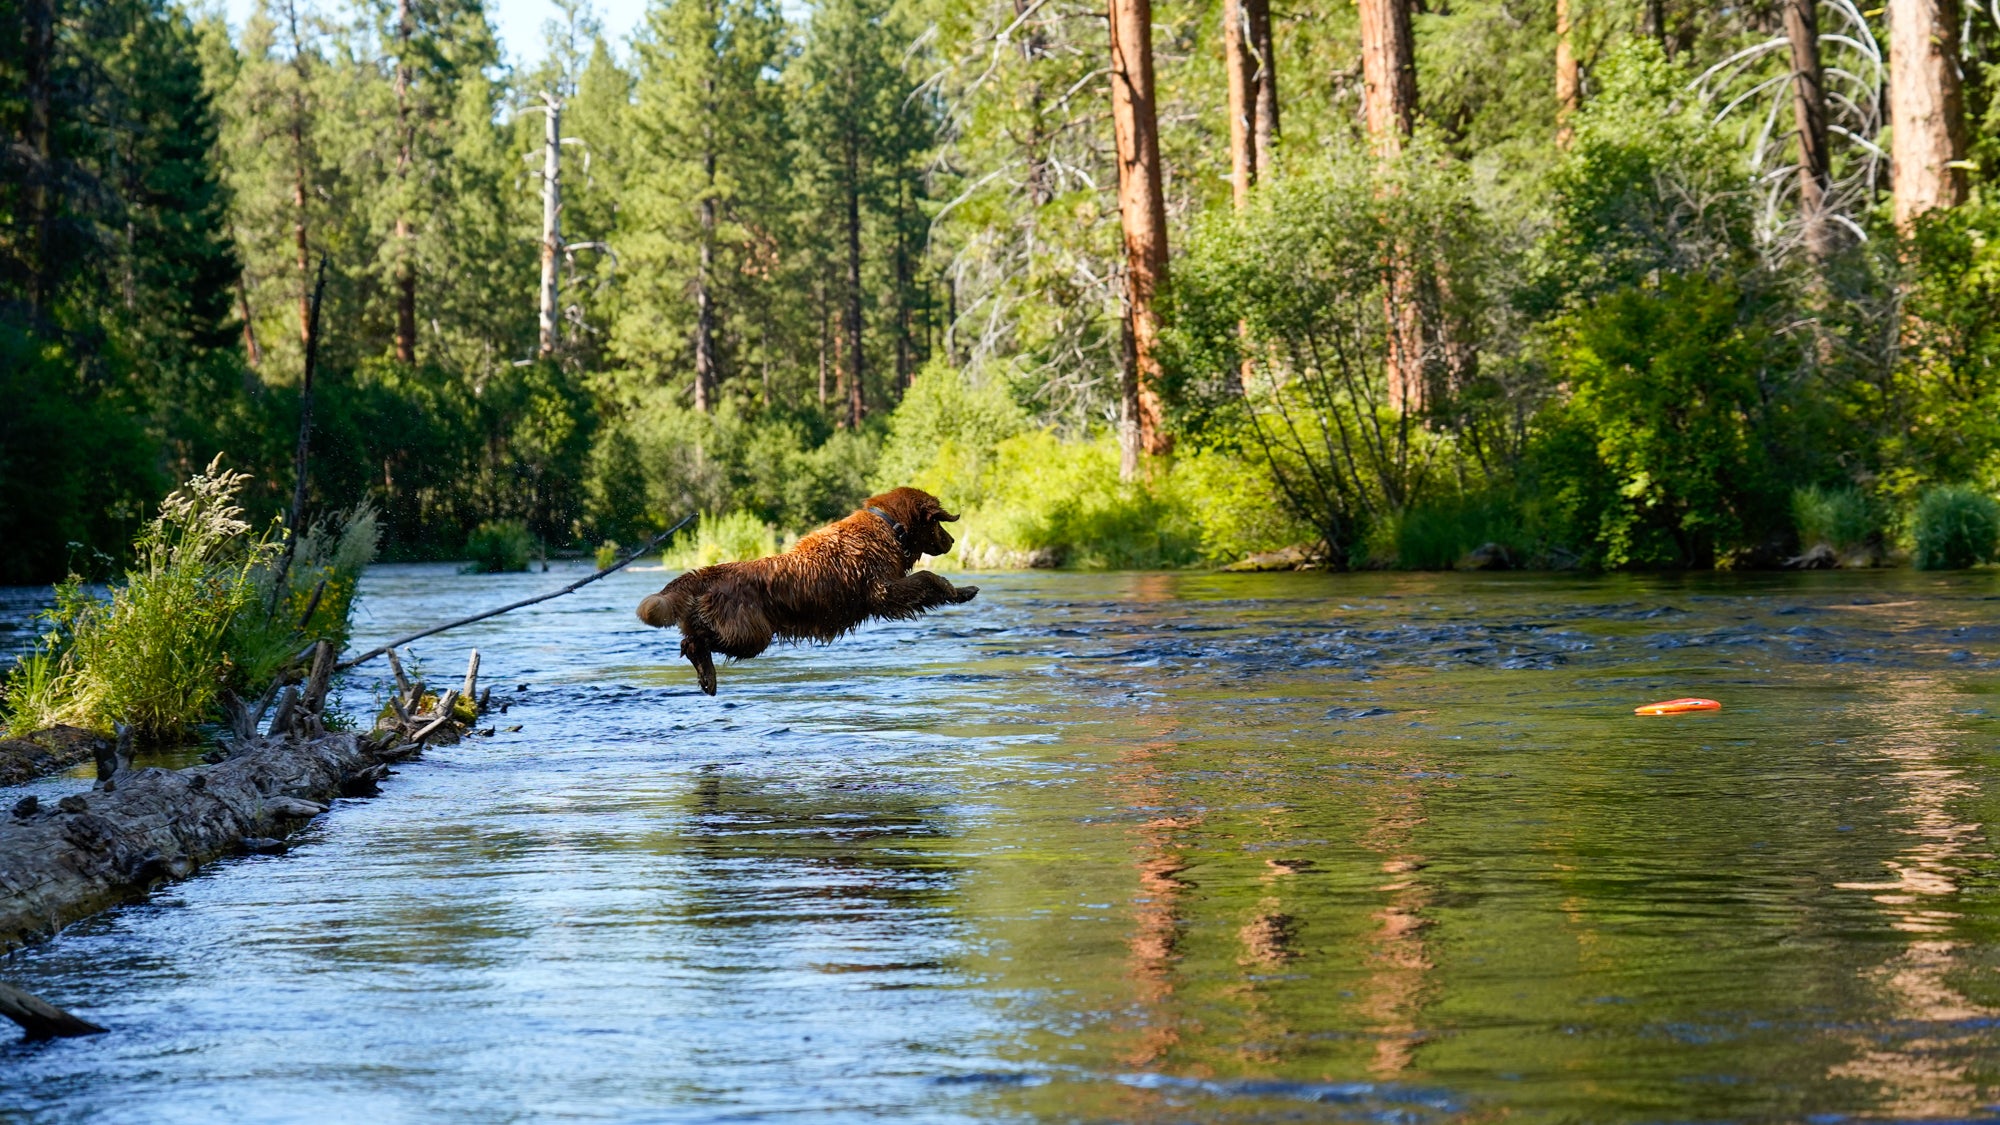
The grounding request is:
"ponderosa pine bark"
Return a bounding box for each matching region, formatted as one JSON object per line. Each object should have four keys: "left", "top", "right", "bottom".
{"left": 25, "top": 0, "right": 54, "bottom": 319}
{"left": 1250, "top": 0, "right": 1277, "bottom": 175}
{"left": 1109, "top": 0, "right": 1170, "bottom": 471}
{"left": 1224, "top": 0, "right": 1278, "bottom": 205}
{"left": 1888, "top": 0, "right": 1967, "bottom": 230}
{"left": 844, "top": 134, "right": 865, "bottom": 429}
{"left": 1783, "top": 0, "right": 1836, "bottom": 260}
{"left": 1358, "top": 0, "right": 1423, "bottom": 412}
{"left": 1555, "top": 0, "right": 1579, "bottom": 148}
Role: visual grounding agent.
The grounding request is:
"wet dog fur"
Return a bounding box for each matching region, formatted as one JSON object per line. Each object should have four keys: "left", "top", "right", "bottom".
{"left": 636, "top": 487, "right": 979, "bottom": 694}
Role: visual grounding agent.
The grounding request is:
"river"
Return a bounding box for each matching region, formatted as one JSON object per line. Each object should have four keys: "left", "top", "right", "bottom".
{"left": 3, "top": 564, "right": 2000, "bottom": 1122}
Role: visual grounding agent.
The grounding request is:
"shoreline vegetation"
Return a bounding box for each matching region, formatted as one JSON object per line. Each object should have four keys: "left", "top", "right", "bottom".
{"left": 7, "top": 1, "right": 2000, "bottom": 588}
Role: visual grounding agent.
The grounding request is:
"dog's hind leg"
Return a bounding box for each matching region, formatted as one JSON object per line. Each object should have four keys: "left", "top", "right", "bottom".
{"left": 680, "top": 637, "right": 719, "bottom": 696}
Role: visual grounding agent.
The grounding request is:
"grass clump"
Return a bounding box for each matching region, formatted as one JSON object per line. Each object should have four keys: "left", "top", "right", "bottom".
{"left": 1912, "top": 485, "right": 2000, "bottom": 570}
{"left": 665, "top": 511, "right": 778, "bottom": 568}
{"left": 464, "top": 519, "right": 534, "bottom": 573}
{"left": 2, "top": 459, "right": 376, "bottom": 742}
{"left": 1792, "top": 485, "right": 1877, "bottom": 560}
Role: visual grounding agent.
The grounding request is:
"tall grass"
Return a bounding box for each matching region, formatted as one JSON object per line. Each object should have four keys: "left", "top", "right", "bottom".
{"left": 1792, "top": 485, "right": 1876, "bottom": 559}
{"left": 2, "top": 459, "right": 378, "bottom": 741}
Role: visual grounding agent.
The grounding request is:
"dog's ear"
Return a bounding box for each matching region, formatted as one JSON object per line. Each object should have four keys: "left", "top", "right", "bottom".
{"left": 936, "top": 509, "right": 959, "bottom": 523}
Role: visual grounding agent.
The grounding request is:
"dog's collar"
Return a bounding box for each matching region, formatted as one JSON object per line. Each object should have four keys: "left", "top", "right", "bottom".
{"left": 865, "top": 505, "right": 910, "bottom": 548}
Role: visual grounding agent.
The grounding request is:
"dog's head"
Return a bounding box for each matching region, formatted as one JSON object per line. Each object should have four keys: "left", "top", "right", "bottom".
{"left": 864, "top": 487, "right": 959, "bottom": 558}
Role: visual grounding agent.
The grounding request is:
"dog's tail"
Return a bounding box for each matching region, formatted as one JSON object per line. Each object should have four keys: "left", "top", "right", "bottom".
{"left": 637, "top": 580, "right": 693, "bottom": 629}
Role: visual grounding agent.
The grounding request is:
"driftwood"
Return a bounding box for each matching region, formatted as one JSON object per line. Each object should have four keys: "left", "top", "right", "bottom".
{"left": 0, "top": 726, "right": 107, "bottom": 787}
{"left": 0, "top": 647, "right": 485, "bottom": 956}
{"left": 0, "top": 980, "right": 105, "bottom": 1039}
{"left": 336, "top": 511, "right": 695, "bottom": 672}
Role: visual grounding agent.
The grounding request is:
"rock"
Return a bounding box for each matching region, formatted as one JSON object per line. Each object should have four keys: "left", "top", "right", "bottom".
{"left": 1784, "top": 543, "right": 1839, "bottom": 569}
{"left": 1459, "top": 542, "right": 1517, "bottom": 570}
{"left": 238, "top": 837, "right": 287, "bottom": 856}
{"left": 1223, "top": 544, "right": 1320, "bottom": 572}
{"left": 56, "top": 796, "right": 87, "bottom": 814}
{"left": 11, "top": 797, "right": 37, "bottom": 819}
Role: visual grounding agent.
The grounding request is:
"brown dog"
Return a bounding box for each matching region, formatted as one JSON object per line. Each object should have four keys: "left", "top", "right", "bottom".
{"left": 636, "top": 487, "right": 980, "bottom": 694}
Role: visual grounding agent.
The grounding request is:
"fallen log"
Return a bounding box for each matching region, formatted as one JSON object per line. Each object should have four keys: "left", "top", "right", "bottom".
{"left": 0, "top": 646, "right": 485, "bottom": 954}
{"left": 0, "top": 726, "right": 107, "bottom": 787}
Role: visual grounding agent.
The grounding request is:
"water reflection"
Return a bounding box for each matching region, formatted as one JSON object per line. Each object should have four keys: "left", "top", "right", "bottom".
{"left": 2, "top": 566, "right": 1999, "bottom": 1122}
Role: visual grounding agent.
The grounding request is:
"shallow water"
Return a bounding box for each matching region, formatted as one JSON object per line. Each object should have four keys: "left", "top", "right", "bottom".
{"left": 4, "top": 564, "right": 2000, "bottom": 1123}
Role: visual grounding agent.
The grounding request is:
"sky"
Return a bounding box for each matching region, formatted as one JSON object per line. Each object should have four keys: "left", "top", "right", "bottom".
{"left": 218, "top": 0, "right": 651, "bottom": 69}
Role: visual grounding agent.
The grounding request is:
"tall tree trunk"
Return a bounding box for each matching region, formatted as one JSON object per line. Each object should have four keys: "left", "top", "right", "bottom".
{"left": 1109, "top": 0, "right": 1170, "bottom": 471}
{"left": 392, "top": 0, "right": 417, "bottom": 365}
{"left": 894, "top": 182, "right": 913, "bottom": 393}
{"left": 291, "top": 118, "right": 312, "bottom": 348}
{"left": 1784, "top": 0, "right": 1836, "bottom": 261}
{"left": 25, "top": 0, "right": 54, "bottom": 320}
{"left": 1358, "top": 0, "right": 1423, "bottom": 413}
{"left": 1645, "top": 0, "right": 1666, "bottom": 55}
{"left": 238, "top": 273, "right": 262, "bottom": 367}
{"left": 1224, "top": 0, "right": 1258, "bottom": 206}
{"left": 1249, "top": 0, "right": 1278, "bottom": 177}
{"left": 693, "top": 152, "right": 716, "bottom": 412}
{"left": 1358, "top": 0, "right": 1416, "bottom": 159}
{"left": 844, "top": 135, "right": 865, "bottom": 430}
{"left": 537, "top": 96, "right": 564, "bottom": 359}
{"left": 817, "top": 265, "right": 830, "bottom": 408}
{"left": 1555, "top": 0, "right": 1579, "bottom": 148}
{"left": 1888, "top": 0, "right": 1968, "bottom": 230}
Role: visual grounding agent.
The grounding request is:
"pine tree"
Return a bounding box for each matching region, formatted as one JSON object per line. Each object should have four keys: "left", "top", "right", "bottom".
{"left": 791, "top": 0, "right": 932, "bottom": 428}
{"left": 615, "top": 0, "right": 787, "bottom": 412}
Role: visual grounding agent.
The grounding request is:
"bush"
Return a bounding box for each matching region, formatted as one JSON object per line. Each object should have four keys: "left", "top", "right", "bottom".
{"left": 1369, "top": 494, "right": 1529, "bottom": 570}
{"left": 1792, "top": 485, "right": 1876, "bottom": 558}
{"left": 465, "top": 520, "right": 534, "bottom": 573}
{"left": 1531, "top": 274, "right": 1785, "bottom": 568}
{"left": 5, "top": 459, "right": 283, "bottom": 740}
{"left": 666, "top": 511, "right": 778, "bottom": 568}
{"left": 1912, "top": 486, "right": 2000, "bottom": 570}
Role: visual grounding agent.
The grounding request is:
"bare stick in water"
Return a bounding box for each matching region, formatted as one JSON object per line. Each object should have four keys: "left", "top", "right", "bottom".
{"left": 0, "top": 981, "right": 106, "bottom": 1039}
{"left": 336, "top": 513, "right": 697, "bottom": 672}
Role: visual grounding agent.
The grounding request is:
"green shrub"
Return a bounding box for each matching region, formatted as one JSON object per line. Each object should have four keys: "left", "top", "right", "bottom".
{"left": 1912, "top": 485, "right": 2000, "bottom": 570}
{"left": 594, "top": 541, "right": 622, "bottom": 570}
{"left": 465, "top": 520, "right": 534, "bottom": 573}
{"left": 1792, "top": 485, "right": 1876, "bottom": 557}
{"left": 228, "top": 504, "right": 380, "bottom": 691}
{"left": 1532, "top": 274, "right": 1784, "bottom": 568}
{"left": 666, "top": 511, "right": 778, "bottom": 568}
{"left": 5, "top": 459, "right": 279, "bottom": 740}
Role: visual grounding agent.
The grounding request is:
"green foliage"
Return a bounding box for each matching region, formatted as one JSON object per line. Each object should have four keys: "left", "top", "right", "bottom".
{"left": 1911, "top": 486, "right": 2000, "bottom": 571}
{"left": 666, "top": 511, "right": 779, "bottom": 568}
{"left": 1792, "top": 486, "right": 1876, "bottom": 558}
{"left": 1367, "top": 495, "right": 1530, "bottom": 571}
{"left": 1531, "top": 275, "right": 1781, "bottom": 569}
{"left": 2, "top": 460, "right": 370, "bottom": 742}
{"left": 587, "top": 393, "right": 878, "bottom": 541}
{"left": 1165, "top": 139, "right": 1491, "bottom": 563}
{"left": 873, "top": 359, "right": 1030, "bottom": 512}
{"left": 1875, "top": 204, "right": 2000, "bottom": 503}
{"left": 464, "top": 520, "right": 534, "bottom": 573}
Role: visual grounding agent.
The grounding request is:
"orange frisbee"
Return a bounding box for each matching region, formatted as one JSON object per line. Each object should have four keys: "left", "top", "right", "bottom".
{"left": 1635, "top": 698, "right": 1721, "bottom": 715}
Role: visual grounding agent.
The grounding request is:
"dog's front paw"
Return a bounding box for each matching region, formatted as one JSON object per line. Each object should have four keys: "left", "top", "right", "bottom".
{"left": 951, "top": 584, "right": 980, "bottom": 603}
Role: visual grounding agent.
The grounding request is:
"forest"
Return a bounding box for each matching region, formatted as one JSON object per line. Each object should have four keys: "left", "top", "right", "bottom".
{"left": 4, "top": 0, "right": 2000, "bottom": 580}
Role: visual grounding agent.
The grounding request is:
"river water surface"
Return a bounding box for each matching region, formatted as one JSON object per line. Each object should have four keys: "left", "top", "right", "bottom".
{"left": 4, "top": 565, "right": 2000, "bottom": 1123}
